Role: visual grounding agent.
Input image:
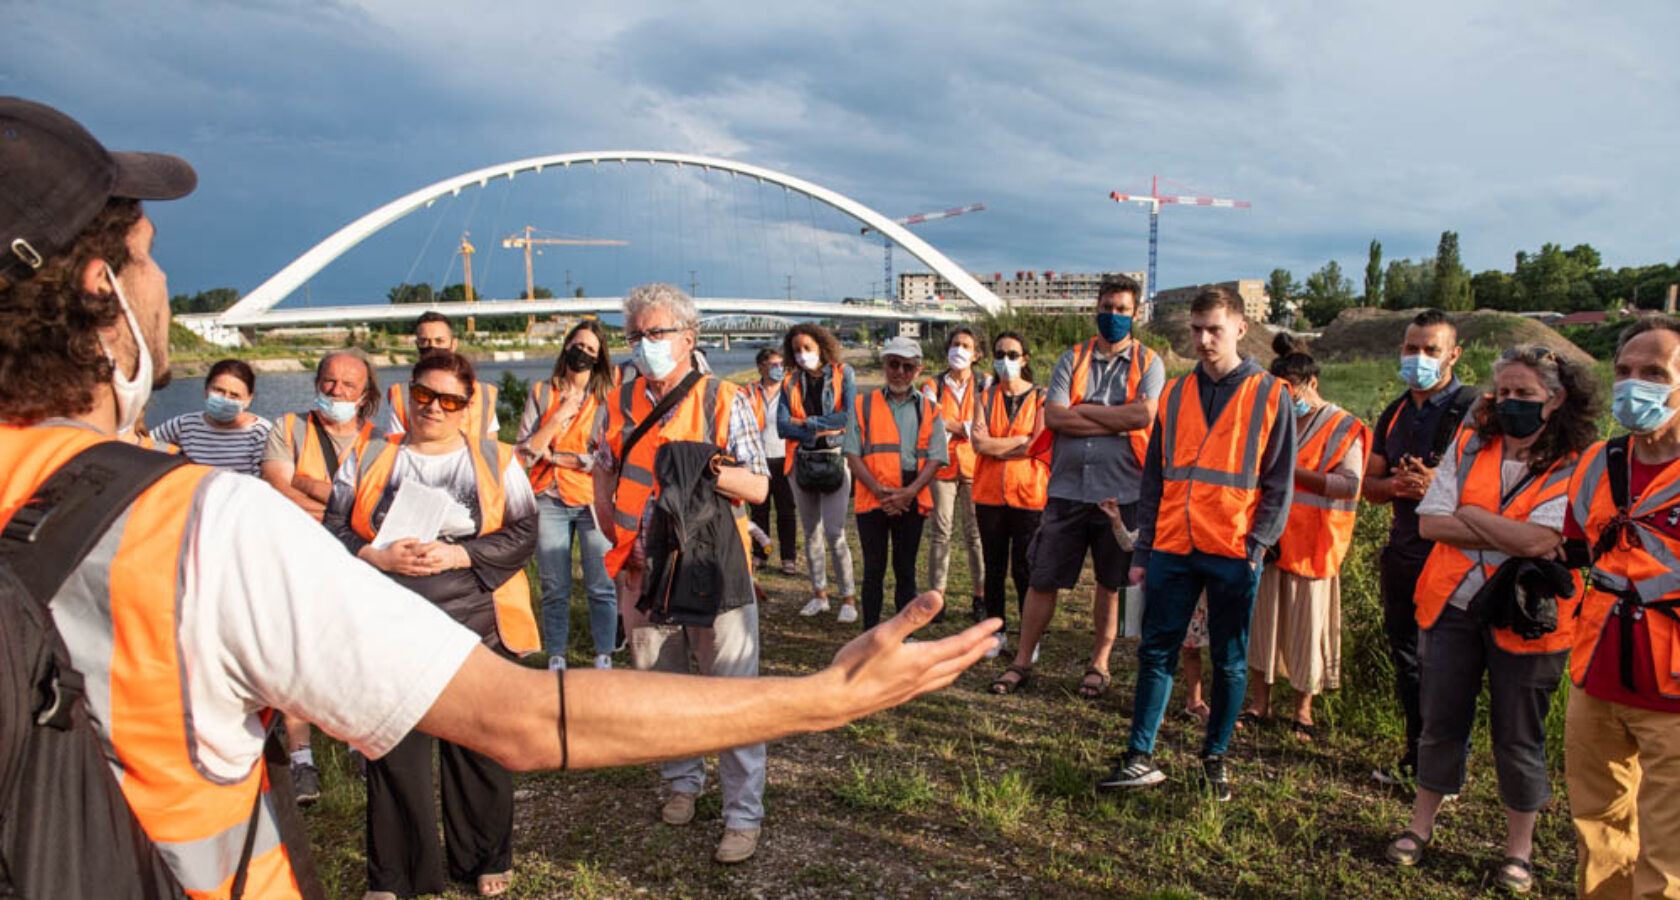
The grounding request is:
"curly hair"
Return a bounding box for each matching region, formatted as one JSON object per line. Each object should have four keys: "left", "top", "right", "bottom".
{"left": 782, "top": 323, "right": 843, "bottom": 368}
{"left": 1469, "top": 345, "right": 1601, "bottom": 475}
{"left": 0, "top": 199, "right": 143, "bottom": 425}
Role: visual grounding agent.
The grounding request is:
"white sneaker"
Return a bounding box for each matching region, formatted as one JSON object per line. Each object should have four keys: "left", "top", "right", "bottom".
{"left": 547, "top": 656, "right": 566, "bottom": 672}
{"left": 984, "top": 634, "right": 1006, "bottom": 659}
{"left": 593, "top": 653, "right": 612, "bottom": 670}
{"left": 799, "top": 597, "right": 830, "bottom": 617}
{"left": 836, "top": 603, "right": 859, "bottom": 624}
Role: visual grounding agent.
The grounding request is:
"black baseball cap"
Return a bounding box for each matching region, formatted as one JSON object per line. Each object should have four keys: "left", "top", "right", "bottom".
{"left": 0, "top": 96, "right": 197, "bottom": 284}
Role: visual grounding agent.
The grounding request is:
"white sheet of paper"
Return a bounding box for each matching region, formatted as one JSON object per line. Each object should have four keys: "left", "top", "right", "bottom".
{"left": 371, "top": 481, "right": 454, "bottom": 549}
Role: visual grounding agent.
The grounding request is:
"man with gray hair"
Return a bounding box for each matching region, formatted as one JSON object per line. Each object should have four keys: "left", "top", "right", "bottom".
{"left": 591, "top": 282, "right": 773, "bottom": 864}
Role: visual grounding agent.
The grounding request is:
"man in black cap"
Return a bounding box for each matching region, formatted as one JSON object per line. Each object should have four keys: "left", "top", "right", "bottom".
{"left": 0, "top": 96, "right": 1000, "bottom": 898}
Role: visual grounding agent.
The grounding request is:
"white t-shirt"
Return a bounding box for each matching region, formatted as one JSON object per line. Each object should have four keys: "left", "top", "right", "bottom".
{"left": 1417, "top": 448, "right": 1567, "bottom": 609}
{"left": 760, "top": 386, "right": 784, "bottom": 459}
{"left": 330, "top": 445, "right": 538, "bottom": 538}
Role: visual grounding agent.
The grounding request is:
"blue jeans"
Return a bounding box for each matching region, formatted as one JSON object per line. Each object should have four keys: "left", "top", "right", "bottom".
{"left": 1128, "top": 549, "right": 1261, "bottom": 758}
{"left": 536, "top": 496, "right": 617, "bottom": 657}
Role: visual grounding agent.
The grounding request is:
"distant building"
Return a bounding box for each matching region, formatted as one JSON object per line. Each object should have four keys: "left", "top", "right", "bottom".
{"left": 897, "top": 269, "right": 1151, "bottom": 319}
{"left": 1153, "top": 279, "right": 1270, "bottom": 324}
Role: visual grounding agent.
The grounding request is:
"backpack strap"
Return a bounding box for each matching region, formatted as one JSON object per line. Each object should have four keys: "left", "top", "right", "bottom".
{"left": 1428, "top": 384, "right": 1481, "bottom": 466}
{"left": 1591, "top": 435, "right": 1635, "bottom": 562}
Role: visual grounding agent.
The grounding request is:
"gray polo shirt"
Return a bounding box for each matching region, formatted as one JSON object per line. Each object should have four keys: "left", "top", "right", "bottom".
{"left": 1045, "top": 340, "right": 1166, "bottom": 504}
{"left": 843, "top": 386, "right": 949, "bottom": 471}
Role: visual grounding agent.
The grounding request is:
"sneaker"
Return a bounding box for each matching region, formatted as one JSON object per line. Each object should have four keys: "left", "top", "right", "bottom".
{"left": 799, "top": 597, "right": 830, "bottom": 617}
{"left": 661, "top": 790, "right": 698, "bottom": 826}
{"left": 291, "top": 762, "right": 321, "bottom": 806}
{"left": 983, "top": 634, "right": 1006, "bottom": 659}
{"left": 547, "top": 655, "right": 566, "bottom": 672}
{"left": 836, "top": 603, "right": 858, "bottom": 624}
{"left": 714, "top": 826, "right": 761, "bottom": 864}
{"left": 1098, "top": 750, "right": 1165, "bottom": 789}
{"left": 593, "top": 653, "right": 612, "bottom": 670}
{"left": 1201, "top": 754, "right": 1232, "bottom": 802}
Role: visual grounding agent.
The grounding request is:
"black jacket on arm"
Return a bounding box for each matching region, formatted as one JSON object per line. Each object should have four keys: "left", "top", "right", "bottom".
{"left": 637, "top": 441, "right": 755, "bottom": 627}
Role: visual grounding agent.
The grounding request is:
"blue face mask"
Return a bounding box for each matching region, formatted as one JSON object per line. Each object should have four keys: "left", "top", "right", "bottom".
{"left": 1097, "top": 312, "right": 1133, "bottom": 344}
{"left": 205, "top": 393, "right": 244, "bottom": 423}
{"left": 1292, "top": 396, "right": 1312, "bottom": 418}
{"left": 1399, "top": 354, "right": 1443, "bottom": 390}
{"left": 767, "top": 364, "right": 784, "bottom": 382}
{"left": 1613, "top": 379, "right": 1680, "bottom": 434}
{"left": 314, "top": 392, "right": 360, "bottom": 425}
{"left": 635, "top": 337, "right": 678, "bottom": 380}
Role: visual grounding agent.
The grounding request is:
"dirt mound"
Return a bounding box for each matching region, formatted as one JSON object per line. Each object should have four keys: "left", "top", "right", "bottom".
{"left": 1142, "top": 307, "right": 1284, "bottom": 366}
{"left": 1311, "top": 307, "right": 1591, "bottom": 366}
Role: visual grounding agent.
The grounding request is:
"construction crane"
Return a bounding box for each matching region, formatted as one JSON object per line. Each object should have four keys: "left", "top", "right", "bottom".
{"left": 456, "top": 232, "right": 477, "bottom": 331}
{"left": 860, "top": 203, "right": 985, "bottom": 303}
{"left": 501, "top": 225, "right": 630, "bottom": 334}
{"left": 1109, "top": 177, "right": 1250, "bottom": 318}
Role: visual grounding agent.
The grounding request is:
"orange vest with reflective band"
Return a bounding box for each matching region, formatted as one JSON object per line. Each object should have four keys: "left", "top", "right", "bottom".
{"left": 1414, "top": 431, "right": 1580, "bottom": 654}
{"left": 781, "top": 364, "right": 846, "bottom": 476}
{"left": 602, "top": 375, "right": 752, "bottom": 578}
{"left": 388, "top": 381, "right": 499, "bottom": 441}
{"left": 853, "top": 388, "right": 936, "bottom": 516}
{"left": 923, "top": 374, "right": 979, "bottom": 481}
{"left": 523, "top": 381, "right": 599, "bottom": 508}
{"left": 279, "top": 412, "right": 377, "bottom": 476}
{"left": 1566, "top": 440, "right": 1680, "bottom": 695}
{"left": 347, "top": 435, "right": 540, "bottom": 654}
{"left": 746, "top": 381, "right": 771, "bottom": 431}
{"left": 972, "top": 383, "right": 1048, "bottom": 509}
{"left": 1066, "top": 338, "right": 1156, "bottom": 468}
{"left": 0, "top": 425, "right": 303, "bottom": 899}
{"left": 1274, "top": 405, "right": 1370, "bottom": 579}
{"left": 1152, "top": 368, "right": 1285, "bottom": 559}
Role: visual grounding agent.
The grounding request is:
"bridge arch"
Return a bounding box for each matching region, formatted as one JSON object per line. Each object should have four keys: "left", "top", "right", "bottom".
{"left": 220, "top": 152, "right": 1002, "bottom": 324}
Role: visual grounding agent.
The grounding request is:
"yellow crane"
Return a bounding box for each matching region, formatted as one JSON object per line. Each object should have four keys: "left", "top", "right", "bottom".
{"left": 456, "top": 232, "right": 478, "bottom": 331}
{"left": 501, "top": 225, "right": 629, "bottom": 301}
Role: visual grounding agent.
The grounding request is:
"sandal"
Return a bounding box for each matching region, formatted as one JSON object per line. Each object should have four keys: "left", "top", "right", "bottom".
{"left": 478, "top": 871, "right": 513, "bottom": 897}
{"left": 1385, "top": 830, "right": 1431, "bottom": 867}
{"left": 1236, "top": 710, "right": 1268, "bottom": 730}
{"left": 1183, "top": 700, "right": 1211, "bottom": 721}
{"left": 1495, "top": 857, "right": 1533, "bottom": 894}
{"left": 989, "top": 664, "right": 1032, "bottom": 695}
{"left": 1291, "top": 720, "right": 1317, "bottom": 742}
{"left": 1076, "top": 667, "right": 1111, "bottom": 700}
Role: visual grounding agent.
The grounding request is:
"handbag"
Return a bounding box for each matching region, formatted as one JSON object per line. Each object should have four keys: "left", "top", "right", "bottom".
{"left": 794, "top": 433, "right": 845, "bottom": 494}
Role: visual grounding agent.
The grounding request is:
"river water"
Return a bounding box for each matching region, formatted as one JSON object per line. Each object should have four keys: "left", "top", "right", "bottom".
{"left": 147, "top": 348, "right": 765, "bottom": 425}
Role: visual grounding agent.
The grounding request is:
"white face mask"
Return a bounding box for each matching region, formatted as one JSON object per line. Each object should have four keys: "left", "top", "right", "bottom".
{"left": 947, "top": 346, "right": 973, "bottom": 371}
{"left": 796, "top": 350, "right": 821, "bottom": 372}
{"left": 996, "top": 357, "right": 1021, "bottom": 381}
{"left": 100, "top": 263, "right": 154, "bottom": 435}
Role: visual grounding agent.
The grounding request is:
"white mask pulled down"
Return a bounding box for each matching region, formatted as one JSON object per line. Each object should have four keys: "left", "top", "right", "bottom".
{"left": 100, "top": 263, "right": 154, "bottom": 435}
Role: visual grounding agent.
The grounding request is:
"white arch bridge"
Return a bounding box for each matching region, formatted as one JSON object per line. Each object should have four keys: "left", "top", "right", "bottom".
{"left": 190, "top": 151, "right": 1000, "bottom": 345}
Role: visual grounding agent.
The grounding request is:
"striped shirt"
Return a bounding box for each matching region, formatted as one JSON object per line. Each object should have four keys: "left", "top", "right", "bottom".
{"left": 152, "top": 412, "right": 275, "bottom": 477}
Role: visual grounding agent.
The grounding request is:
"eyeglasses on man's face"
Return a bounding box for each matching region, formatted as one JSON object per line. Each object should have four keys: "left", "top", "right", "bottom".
{"left": 625, "top": 326, "right": 685, "bottom": 345}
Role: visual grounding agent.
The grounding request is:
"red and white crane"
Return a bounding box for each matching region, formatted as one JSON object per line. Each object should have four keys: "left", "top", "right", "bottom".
{"left": 1109, "top": 177, "right": 1249, "bottom": 317}
{"left": 861, "top": 203, "right": 985, "bottom": 302}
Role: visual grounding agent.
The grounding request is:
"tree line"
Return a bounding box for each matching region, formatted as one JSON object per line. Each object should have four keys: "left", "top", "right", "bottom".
{"left": 1271, "top": 233, "right": 1680, "bottom": 328}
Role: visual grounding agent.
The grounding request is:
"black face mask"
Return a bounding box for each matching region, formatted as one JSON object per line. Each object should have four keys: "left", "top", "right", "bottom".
{"left": 563, "top": 345, "right": 597, "bottom": 373}
{"left": 1496, "top": 398, "right": 1547, "bottom": 439}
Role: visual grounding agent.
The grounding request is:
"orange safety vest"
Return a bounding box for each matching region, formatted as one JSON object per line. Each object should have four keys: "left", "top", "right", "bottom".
{"left": 347, "top": 435, "right": 540, "bottom": 654}
{"left": 1152, "top": 368, "right": 1286, "bottom": 559}
{"left": 781, "top": 364, "right": 847, "bottom": 475}
{"left": 852, "top": 387, "right": 936, "bottom": 516}
{"left": 0, "top": 425, "right": 303, "bottom": 899}
{"left": 972, "top": 383, "right": 1048, "bottom": 509}
{"left": 1566, "top": 440, "right": 1680, "bottom": 696}
{"left": 388, "top": 380, "right": 499, "bottom": 441}
{"left": 1273, "top": 405, "right": 1371, "bottom": 579}
{"left": 602, "top": 375, "right": 752, "bottom": 578}
{"left": 923, "top": 373, "right": 980, "bottom": 481}
{"left": 746, "top": 380, "right": 772, "bottom": 431}
{"left": 279, "top": 412, "right": 377, "bottom": 481}
{"left": 1065, "top": 337, "right": 1157, "bottom": 468}
{"left": 523, "top": 380, "right": 599, "bottom": 508}
{"left": 1414, "top": 431, "right": 1580, "bottom": 654}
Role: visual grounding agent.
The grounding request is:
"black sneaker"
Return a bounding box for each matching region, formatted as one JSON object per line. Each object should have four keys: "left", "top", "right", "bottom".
{"left": 291, "top": 762, "right": 321, "bottom": 807}
{"left": 1098, "top": 750, "right": 1166, "bottom": 789}
{"left": 1201, "top": 755, "right": 1232, "bottom": 802}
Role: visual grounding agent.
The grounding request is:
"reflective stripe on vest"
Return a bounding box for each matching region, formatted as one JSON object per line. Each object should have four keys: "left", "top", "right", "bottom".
{"left": 1273, "top": 405, "right": 1369, "bottom": 579}
{"left": 347, "top": 435, "right": 539, "bottom": 653}
{"left": 781, "top": 364, "right": 845, "bottom": 476}
{"left": 1413, "top": 431, "right": 1580, "bottom": 655}
{"left": 1066, "top": 338, "right": 1154, "bottom": 468}
{"left": 924, "top": 374, "right": 978, "bottom": 481}
{"left": 971, "top": 383, "right": 1048, "bottom": 509}
{"left": 389, "top": 381, "right": 498, "bottom": 440}
{"left": 283, "top": 412, "right": 376, "bottom": 482}
{"left": 1152, "top": 369, "right": 1282, "bottom": 559}
{"left": 0, "top": 425, "right": 300, "bottom": 899}
{"left": 854, "top": 388, "right": 935, "bottom": 515}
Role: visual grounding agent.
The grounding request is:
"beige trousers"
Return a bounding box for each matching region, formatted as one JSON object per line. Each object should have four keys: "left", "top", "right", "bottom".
{"left": 926, "top": 478, "right": 983, "bottom": 595}
{"left": 1566, "top": 684, "right": 1680, "bottom": 899}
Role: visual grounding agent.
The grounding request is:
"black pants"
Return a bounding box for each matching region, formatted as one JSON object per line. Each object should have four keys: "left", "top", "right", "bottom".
{"left": 975, "top": 503, "right": 1041, "bottom": 626}
{"left": 1380, "top": 546, "right": 1431, "bottom": 772}
{"left": 751, "top": 464, "right": 799, "bottom": 564}
{"left": 857, "top": 506, "right": 925, "bottom": 630}
{"left": 366, "top": 728, "right": 514, "bottom": 896}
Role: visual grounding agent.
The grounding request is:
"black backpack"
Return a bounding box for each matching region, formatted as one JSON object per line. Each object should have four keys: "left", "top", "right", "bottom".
{"left": 1374, "top": 383, "right": 1481, "bottom": 469}
{"left": 0, "top": 441, "right": 322, "bottom": 900}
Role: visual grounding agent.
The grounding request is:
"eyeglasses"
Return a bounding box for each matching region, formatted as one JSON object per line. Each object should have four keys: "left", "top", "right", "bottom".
{"left": 992, "top": 349, "right": 1023, "bottom": 361}
{"left": 410, "top": 382, "right": 470, "bottom": 413}
{"left": 884, "top": 358, "right": 921, "bottom": 372}
{"left": 625, "top": 326, "right": 685, "bottom": 345}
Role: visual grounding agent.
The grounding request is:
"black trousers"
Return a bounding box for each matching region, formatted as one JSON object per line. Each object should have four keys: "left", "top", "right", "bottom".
{"left": 975, "top": 503, "right": 1041, "bottom": 626}
{"left": 751, "top": 464, "right": 799, "bottom": 564}
{"left": 857, "top": 506, "right": 925, "bottom": 630}
{"left": 1380, "top": 546, "right": 1431, "bottom": 772}
{"left": 366, "top": 728, "right": 514, "bottom": 896}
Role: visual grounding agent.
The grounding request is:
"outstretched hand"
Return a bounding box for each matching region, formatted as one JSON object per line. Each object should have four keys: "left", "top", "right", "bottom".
{"left": 818, "top": 591, "right": 1002, "bottom": 728}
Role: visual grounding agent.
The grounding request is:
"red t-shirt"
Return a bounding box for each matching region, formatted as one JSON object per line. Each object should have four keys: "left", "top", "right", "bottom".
{"left": 1565, "top": 456, "right": 1680, "bottom": 712}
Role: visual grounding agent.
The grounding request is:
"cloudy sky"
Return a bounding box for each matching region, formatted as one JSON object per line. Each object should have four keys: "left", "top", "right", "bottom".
{"left": 7, "top": 0, "right": 1677, "bottom": 307}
